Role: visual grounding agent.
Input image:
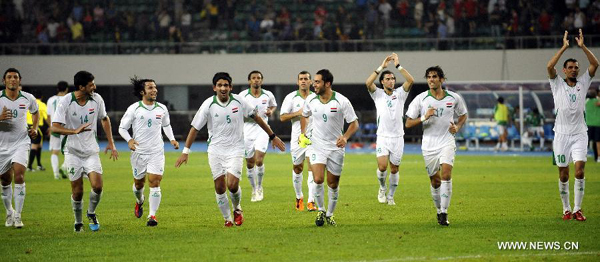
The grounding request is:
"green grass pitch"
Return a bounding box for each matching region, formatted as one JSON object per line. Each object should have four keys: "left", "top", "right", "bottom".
{"left": 1, "top": 152, "right": 599, "bottom": 261}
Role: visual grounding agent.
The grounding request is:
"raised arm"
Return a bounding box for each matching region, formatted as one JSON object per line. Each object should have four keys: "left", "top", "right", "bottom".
{"left": 392, "top": 53, "right": 414, "bottom": 92}
{"left": 575, "top": 29, "right": 599, "bottom": 77}
{"left": 547, "top": 31, "right": 569, "bottom": 79}
{"left": 366, "top": 55, "right": 393, "bottom": 93}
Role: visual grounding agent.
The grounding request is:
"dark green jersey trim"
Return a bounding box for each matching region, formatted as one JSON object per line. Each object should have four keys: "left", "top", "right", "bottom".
{"left": 136, "top": 101, "right": 163, "bottom": 111}
{"left": 245, "top": 88, "right": 265, "bottom": 98}
{"left": 60, "top": 135, "right": 68, "bottom": 155}
{"left": 210, "top": 94, "right": 239, "bottom": 108}
{"left": 294, "top": 90, "right": 312, "bottom": 98}
{"left": 0, "top": 90, "right": 27, "bottom": 101}
{"left": 423, "top": 90, "right": 453, "bottom": 101}
{"left": 313, "top": 91, "right": 339, "bottom": 105}
{"left": 69, "top": 92, "right": 94, "bottom": 106}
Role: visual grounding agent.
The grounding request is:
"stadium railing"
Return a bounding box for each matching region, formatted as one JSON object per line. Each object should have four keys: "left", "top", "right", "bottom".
{"left": 3, "top": 35, "right": 600, "bottom": 55}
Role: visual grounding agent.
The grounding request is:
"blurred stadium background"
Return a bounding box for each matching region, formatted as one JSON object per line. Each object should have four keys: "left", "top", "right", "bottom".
{"left": 1, "top": 0, "right": 600, "bottom": 152}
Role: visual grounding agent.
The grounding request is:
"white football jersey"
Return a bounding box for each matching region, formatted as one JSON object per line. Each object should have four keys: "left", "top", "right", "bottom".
{"left": 46, "top": 95, "right": 60, "bottom": 118}
{"left": 191, "top": 94, "right": 256, "bottom": 156}
{"left": 302, "top": 91, "right": 358, "bottom": 151}
{"left": 0, "top": 90, "right": 38, "bottom": 147}
{"left": 119, "top": 101, "right": 174, "bottom": 154}
{"left": 280, "top": 90, "right": 313, "bottom": 146}
{"left": 406, "top": 90, "right": 468, "bottom": 151}
{"left": 549, "top": 69, "right": 592, "bottom": 135}
{"left": 369, "top": 87, "right": 409, "bottom": 137}
{"left": 47, "top": 94, "right": 64, "bottom": 138}
{"left": 52, "top": 92, "right": 107, "bottom": 156}
{"left": 239, "top": 88, "right": 277, "bottom": 138}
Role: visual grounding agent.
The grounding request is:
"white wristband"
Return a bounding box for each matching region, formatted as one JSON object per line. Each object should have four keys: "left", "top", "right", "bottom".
{"left": 376, "top": 66, "right": 383, "bottom": 74}
{"left": 420, "top": 115, "right": 426, "bottom": 122}
{"left": 397, "top": 65, "right": 403, "bottom": 71}
{"left": 182, "top": 147, "right": 191, "bottom": 154}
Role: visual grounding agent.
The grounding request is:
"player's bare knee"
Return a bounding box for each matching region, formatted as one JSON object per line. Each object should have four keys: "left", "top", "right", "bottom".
{"left": 313, "top": 176, "right": 325, "bottom": 184}
{"left": 246, "top": 158, "right": 255, "bottom": 168}
{"left": 0, "top": 175, "right": 11, "bottom": 186}
{"left": 430, "top": 175, "right": 441, "bottom": 188}
{"left": 293, "top": 165, "right": 303, "bottom": 174}
{"left": 71, "top": 192, "right": 83, "bottom": 201}
{"left": 91, "top": 186, "right": 102, "bottom": 194}
{"left": 71, "top": 186, "right": 84, "bottom": 200}
{"left": 148, "top": 180, "right": 160, "bottom": 188}
{"left": 377, "top": 164, "right": 387, "bottom": 172}
{"left": 558, "top": 167, "right": 569, "bottom": 182}
{"left": 134, "top": 179, "right": 145, "bottom": 190}
{"left": 575, "top": 169, "right": 584, "bottom": 179}
{"left": 227, "top": 182, "right": 239, "bottom": 193}
{"left": 441, "top": 172, "right": 452, "bottom": 181}
{"left": 214, "top": 176, "right": 227, "bottom": 194}
{"left": 327, "top": 172, "right": 340, "bottom": 188}
{"left": 390, "top": 165, "right": 399, "bottom": 174}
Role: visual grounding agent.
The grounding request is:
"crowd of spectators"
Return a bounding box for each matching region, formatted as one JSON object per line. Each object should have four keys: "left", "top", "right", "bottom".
{"left": 2, "top": 0, "right": 600, "bottom": 46}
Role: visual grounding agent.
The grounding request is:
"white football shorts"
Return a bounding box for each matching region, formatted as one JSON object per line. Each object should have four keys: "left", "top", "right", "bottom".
{"left": 64, "top": 153, "right": 103, "bottom": 181}
{"left": 553, "top": 132, "right": 588, "bottom": 167}
{"left": 422, "top": 144, "right": 456, "bottom": 177}
{"left": 375, "top": 135, "right": 404, "bottom": 166}
{"left": 208, "top": 153, "right": 243, "bottom": 180}
{"left": 307, "top": 147, "right": 345, "bottom": 176}
{"left": 130, "top": 151, "right": 165, "bottom": 179}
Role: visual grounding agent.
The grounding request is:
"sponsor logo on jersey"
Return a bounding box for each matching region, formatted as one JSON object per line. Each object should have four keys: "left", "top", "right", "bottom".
{"left": 88, "top": 108, "right": 95, "bottom": 114}
{"left": 19, "top": 104, "right": 26, "bottom": 109}
{"left": 446, "top": 102, "right": 453, "bottom": 108}
{"left": 232, "top": 107, "right": 238, "bottom": 113}
{"left": 330, "top": 107, "right": 337, "bottom": 112}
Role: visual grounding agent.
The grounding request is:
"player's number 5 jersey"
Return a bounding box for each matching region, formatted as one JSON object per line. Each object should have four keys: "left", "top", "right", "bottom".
{"left": 191, "top": 94, "right": 255, "bottom": 156}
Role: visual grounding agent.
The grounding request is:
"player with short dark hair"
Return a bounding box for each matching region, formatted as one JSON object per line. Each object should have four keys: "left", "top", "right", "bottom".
{"left": 51, "top": 70, "right": 119, "bottom": 232}
{"left": 300, "top": 69, "right": 359, "bottom": 226}
{"left": 405, "top": 66, "right": 468, "bottom": 226}
{"left": 1, "top": 68, "right": 39, "bottom": 228}
{"left": 546, "top": 29, "right": 598, "bottom": 221}
{"left": 176, "top": 72, "right": 285, "bottom": 227}
{"left": 47, "top": 81, "right": 70, "bottom": 179}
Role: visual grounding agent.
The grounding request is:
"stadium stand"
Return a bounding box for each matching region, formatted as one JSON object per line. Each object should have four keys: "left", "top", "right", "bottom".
{"left": 3, "top": 0, "right": 600, "bottom": 54}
